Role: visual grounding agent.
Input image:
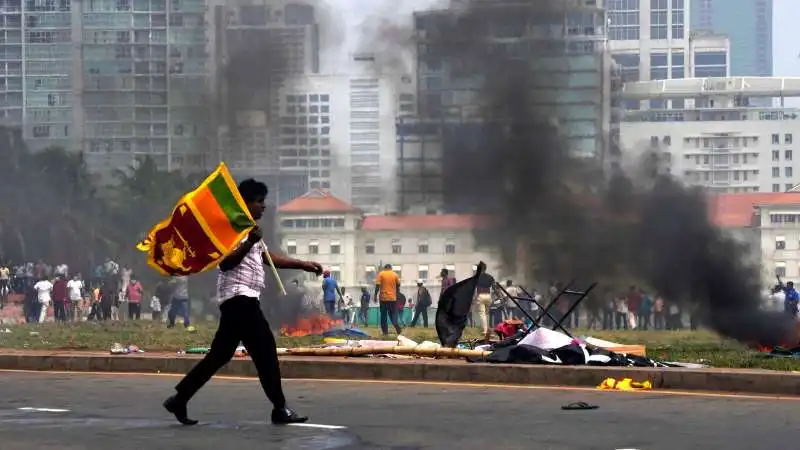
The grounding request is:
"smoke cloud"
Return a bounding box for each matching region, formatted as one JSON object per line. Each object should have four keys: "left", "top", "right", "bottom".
{"left": 406, "top": 0, "right": 794, "bottom": 345}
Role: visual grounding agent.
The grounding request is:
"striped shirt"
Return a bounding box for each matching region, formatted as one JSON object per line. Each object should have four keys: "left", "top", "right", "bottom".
{"left": 217, "top": 239, "right": 265, "bottom": 303}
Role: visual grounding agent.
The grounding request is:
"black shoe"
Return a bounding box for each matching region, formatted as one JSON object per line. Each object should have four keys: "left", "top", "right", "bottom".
{"left": 271, "top": 407, "right": 308, "bottom": 425}
{"left": 163, "top": 395, "right": 198, "bottom": 426}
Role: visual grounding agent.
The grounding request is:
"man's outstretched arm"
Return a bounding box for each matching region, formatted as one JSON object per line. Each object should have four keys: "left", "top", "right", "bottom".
{"left": 266, "top": 251, "right": 323, "bottom": 275}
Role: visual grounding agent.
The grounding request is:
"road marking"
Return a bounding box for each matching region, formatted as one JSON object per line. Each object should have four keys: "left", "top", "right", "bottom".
{"left": 288, "top": 423, "right": 347, "bottom": 430}
{"left": 2, "top": 369, "right": 799, "bottom": 402}
{"left": 17, "top": 407, "right": 70, "bottom": 413}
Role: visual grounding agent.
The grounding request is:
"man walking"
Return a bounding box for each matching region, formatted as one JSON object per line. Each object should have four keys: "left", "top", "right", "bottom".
{"left": 163, "top": 178, "right": 323, "bottom": 426}
{"left": 374, "top": 264, "right": 401, "bottom": 336}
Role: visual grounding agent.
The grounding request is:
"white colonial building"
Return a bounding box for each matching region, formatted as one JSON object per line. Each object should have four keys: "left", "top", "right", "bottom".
{"left": 277, "top": 190, "right": 504, "bottom": 293}
{"left": 620, "top": 77, "right": 800, "bottom": 193}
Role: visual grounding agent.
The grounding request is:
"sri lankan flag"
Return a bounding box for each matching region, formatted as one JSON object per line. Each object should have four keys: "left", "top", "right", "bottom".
{"left": 136, "top": 162, "right": 255, "bottom": 276}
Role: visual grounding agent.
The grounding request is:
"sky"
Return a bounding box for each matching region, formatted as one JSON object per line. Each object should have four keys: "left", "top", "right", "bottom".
{"left": 773, "top": 0, "right": 800, "bottom": 77}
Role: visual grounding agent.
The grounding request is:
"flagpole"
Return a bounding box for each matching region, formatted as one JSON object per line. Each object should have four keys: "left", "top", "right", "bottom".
{"left": 260, "top": 240, "right": 287, "bottom": 296}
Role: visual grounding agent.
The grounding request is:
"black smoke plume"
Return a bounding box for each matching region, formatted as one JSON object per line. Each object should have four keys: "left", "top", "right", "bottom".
{"left": 410, "top": 0, "right": 794, "bottom": 345}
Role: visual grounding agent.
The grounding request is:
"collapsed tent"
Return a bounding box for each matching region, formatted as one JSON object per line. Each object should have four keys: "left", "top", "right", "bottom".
{"left": 466, "top": 327, "right": 676, "bottom": 367}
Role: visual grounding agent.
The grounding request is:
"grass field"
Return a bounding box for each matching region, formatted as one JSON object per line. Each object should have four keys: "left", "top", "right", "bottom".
{"left": 0, "top": 321, "right": 797, "bottom": 371}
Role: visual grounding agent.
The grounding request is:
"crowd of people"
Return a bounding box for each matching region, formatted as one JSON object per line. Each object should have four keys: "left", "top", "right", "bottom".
{"left": 0, "top": 258, "right": 196, "bottom": 326}
{"left": 311, "top": 265, "right": 721, "bottom": 339}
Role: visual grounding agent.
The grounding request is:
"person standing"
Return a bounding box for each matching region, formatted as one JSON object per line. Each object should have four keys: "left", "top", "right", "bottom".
{"left": 52, "top": 275, "right": 68, "bottom": 322}
{"left": 66, "top": 274, "right": 84, "bottom": 322}
{"left": 167, "top": 275, "right": 191, "bottom": 328}
{"left": 374, "top": 263, "right": 401, "bottom": 336}
{"left": 33, "top": 276, "right": 53, "bottom": 323}
{"left": 410, "top": 279, "right": 432, "bottom": 327}
{"left": 474, "top": 271, "right": 495, "bottom": 340}
{"left": 359, "top": 287, "right": 371, "bottom": 327}
{"left": 126, "top": 275, "right": 144, "bottom": 320}
{"left": 163, "top": 178, "right": 323, "bottom": 426}
{"left": 784, "top": 281, "right": 799, "bottom": 318}
{"left": 0, "top": 262, "right": 10, "bottom": 308}
{"left": 321, "top": 270, "right": 340, "bottom": 318}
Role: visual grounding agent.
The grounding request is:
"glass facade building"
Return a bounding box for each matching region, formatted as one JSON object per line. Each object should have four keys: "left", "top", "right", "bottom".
{"left": 691, "top": 0, "right": 772, "bottom": 77}
{"left": 0, "top": 0, "right": 209, "bottom": 173}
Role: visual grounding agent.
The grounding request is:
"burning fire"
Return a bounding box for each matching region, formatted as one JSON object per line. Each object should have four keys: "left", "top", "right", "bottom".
{"left": 280, "top": 313, "right": 343, "bottom": 337}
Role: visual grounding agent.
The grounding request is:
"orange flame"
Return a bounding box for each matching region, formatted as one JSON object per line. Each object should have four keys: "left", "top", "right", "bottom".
{"left": 280, "top": 313, "right": 343, "bottom": 337}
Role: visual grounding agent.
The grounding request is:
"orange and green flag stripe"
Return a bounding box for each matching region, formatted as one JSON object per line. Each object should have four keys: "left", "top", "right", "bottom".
{"left": 187, "top": 163, "right": 255, "bottom": 251}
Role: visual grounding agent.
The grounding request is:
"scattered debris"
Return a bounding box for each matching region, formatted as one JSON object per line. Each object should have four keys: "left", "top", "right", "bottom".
{"left": 597, "top": 377, "right": 653, "bottom": 391}
{"left": 110, "top": 343, "right": 144, "bottom": 355}
{"left": 561, "top": 402, "right": 599, "bottom": 411}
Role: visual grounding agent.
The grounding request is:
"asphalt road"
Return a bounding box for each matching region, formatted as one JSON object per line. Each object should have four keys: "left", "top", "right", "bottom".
{"left": 0, "top": 372, "right": 796, "bottom": 450}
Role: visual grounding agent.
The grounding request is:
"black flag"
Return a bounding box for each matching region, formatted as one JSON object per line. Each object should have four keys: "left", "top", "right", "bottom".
{"left": 436, "top": 261, "right": 485, "bottom": 347}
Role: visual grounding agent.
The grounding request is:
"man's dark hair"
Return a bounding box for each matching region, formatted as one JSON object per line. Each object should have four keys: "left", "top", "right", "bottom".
{"left": 238, "top": 178, "right": 268, "bottom": 203}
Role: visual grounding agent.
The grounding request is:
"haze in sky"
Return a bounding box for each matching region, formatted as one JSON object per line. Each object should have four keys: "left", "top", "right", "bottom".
{"left": 773, "top": 0, "right": 800, "bottom": 77}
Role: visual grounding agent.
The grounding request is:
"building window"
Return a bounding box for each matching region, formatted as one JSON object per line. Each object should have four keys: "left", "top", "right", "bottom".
{"left": 365, "top": 266, "right": 376, "bottom": 284}
{"left": 445, "top": 240, "right": 456, "bottom": 254}
{"left": 330, "top": 240, "right": 341, "bottom": 255}
{"left": 330, "top": 266, "right": 341, "bottom": 282}
{"left": 788, "top": 184, "right": 795, "bottom": 192}
{"left": 308, "top": 240, "right": 319, "bottom": 255}
{"left": 391, "top": 239, "right": 402, "bottom": 254}
{"left": 393, "top": 267, "right": 403, "bottom": 279}
{"left": 776, "top": 262, "right": 787, "bottom": 278}
{"left": 772, "top": 134, "right": 780, "bottom": 144}
{"left": 286, "top": 239, "right": 297, "bottom": 255}
{"left": 776, "top": 237, "right": 787, "bottom": 250}
{"left": 773, "top": 184, "right": 781, "bottom": 193}
{"left": 773, "top": 167, "right": 780, "bottom": 178}
{"left": 417, "top": 265, "right": 429, "bottom": 282}
{"left": 445, "top": 264, "right": 456, "bottom": 277}
{"left": 365, "top": 239, "right": 375, "bottom": 254}
{"left": 663, "top": 136, "right": 671, "bottom": 146}
{"left": 787, "top": 167, "right": 794, "bottom": 178}
{"left": 418, "top": 239, "right": 429, "bottom": 253}
{"left": 650, "top": 136, "right": 658, "bottom": 146}
{"left": 773, "top": 150, "right": 780, "bottom": 161}
{"left": 787, "top": 150, "right": 793, "bottom": 161}
{"left": 787, "top": 134, "right": 794, "bottom": 144}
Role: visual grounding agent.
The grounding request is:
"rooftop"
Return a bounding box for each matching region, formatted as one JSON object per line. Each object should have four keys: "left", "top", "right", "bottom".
{"left": 621, "top": 77, "right": 800, "bottom": 100}
{"left": 708, "top": 193, "right": 800, "bottom": 228}
{"left": 278, "top": 190, "right": 361, "bottom": 214}
{"left": 361, "top": 214, "right": 492, "bottom": 231}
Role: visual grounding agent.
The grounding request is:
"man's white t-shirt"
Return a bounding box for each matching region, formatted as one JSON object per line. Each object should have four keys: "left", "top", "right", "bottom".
{"left": 67, "top": 279, "right": 84, "bottom": 301}
{"left": 33, "top": 280, "right": 53, "bottom": 304}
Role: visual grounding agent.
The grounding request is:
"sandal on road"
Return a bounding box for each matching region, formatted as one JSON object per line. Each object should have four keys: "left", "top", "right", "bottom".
{"left": 561, "top": 402, "right": 599, "bottom": 411}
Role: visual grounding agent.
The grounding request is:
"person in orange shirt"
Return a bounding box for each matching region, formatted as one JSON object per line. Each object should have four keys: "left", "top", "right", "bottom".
{"left": 374, "top": 264, "right": 402, "bottom": 336}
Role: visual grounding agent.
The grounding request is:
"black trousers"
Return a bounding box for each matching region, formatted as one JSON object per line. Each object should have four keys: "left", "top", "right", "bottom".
{"left": 129, "top": 303, "right": 141, "bottom": 320}
{"left": 410, "top": 306, "right": 428, "bottom": 327}
{"left": 175, "top": 295, "right": 286, "bottom": 409}
{"left": 379, "top": 301, "right": 401, "bottom": 335}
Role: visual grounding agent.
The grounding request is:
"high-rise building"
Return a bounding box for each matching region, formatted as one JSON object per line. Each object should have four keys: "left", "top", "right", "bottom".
{"left": 620, "top": 77, "right": 800, "bottom": 194}
{"left": 691, "top": 0, "right": 772, "bottom": 77}
{"left": 80, "top": 0, "right": 209, "bottom": 173}
{"left": 0, "top": 0, "right": 210, "bottom": 173}
{"left": 205, "top": 0, "right": 322, "bottom": 205}
{"left": 276, "top": 71, "right": 399, "bottom": 214}
{"left": 607, "top": 0, "right": 730, "bottom": 110}
{"left": 399, "top": 0, "right": 612, "bottom": 212}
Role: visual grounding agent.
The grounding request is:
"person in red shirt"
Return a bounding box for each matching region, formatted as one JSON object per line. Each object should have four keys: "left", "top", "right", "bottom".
{"left": 126, "top": 275, "right": 144, "bottom": 320}
{"left": 52, "top": 275, "right": 68, "bottom": 322}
